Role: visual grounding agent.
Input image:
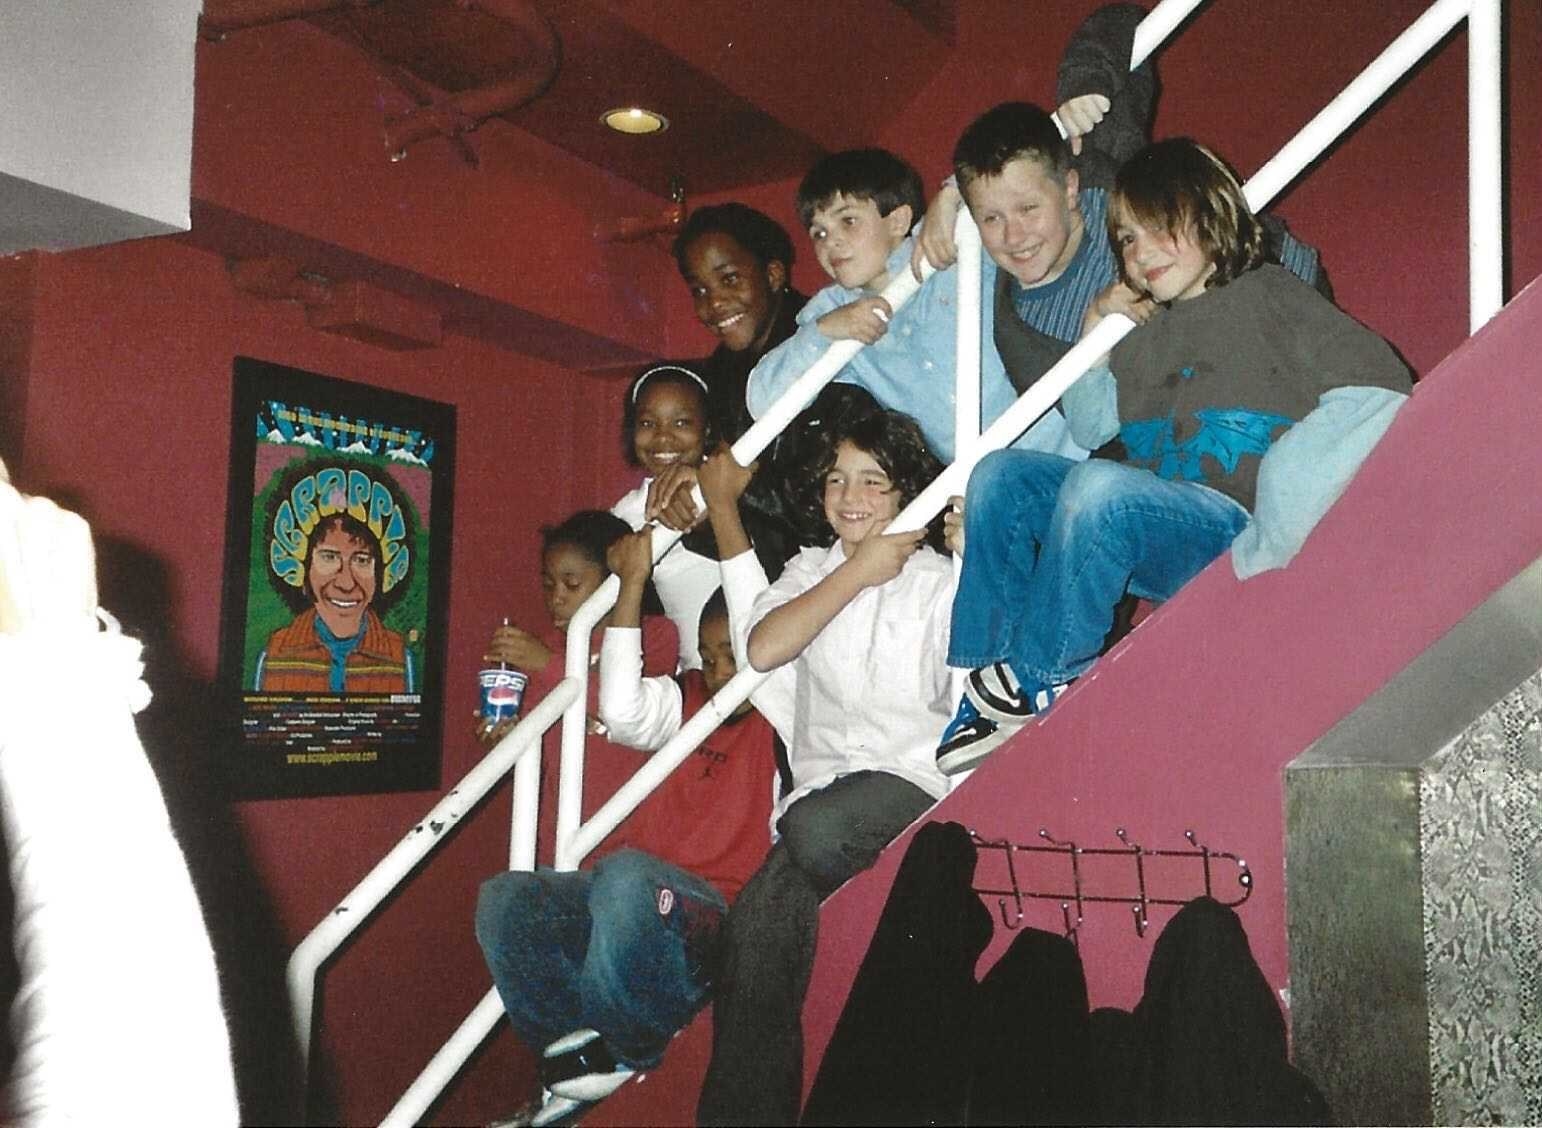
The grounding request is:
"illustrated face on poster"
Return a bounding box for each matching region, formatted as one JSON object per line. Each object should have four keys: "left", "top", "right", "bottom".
{"left": 248, "top": 456, "right": 423, "bottom": 696}
{"left": 220, "top": 360, "right": 454, "bottom": 799}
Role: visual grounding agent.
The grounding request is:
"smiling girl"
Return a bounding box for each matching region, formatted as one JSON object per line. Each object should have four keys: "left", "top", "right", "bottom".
{"left": 611, "top": 364, "right": 722, "bottom": 670}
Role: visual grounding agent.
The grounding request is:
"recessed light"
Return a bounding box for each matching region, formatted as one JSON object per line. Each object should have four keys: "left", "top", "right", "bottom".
{"left": 601, "top": 106, "right": 669, "bottom": 135}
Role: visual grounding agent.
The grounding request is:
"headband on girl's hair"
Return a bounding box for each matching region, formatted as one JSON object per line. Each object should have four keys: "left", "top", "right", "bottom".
{"left": 631, "top": 364, "right": 710, "bottom": 403}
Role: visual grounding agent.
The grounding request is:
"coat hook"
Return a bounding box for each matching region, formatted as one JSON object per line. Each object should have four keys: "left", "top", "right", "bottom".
{"left": 1061, "top": 901, "right": 1081, "bottom": 951}
{"left": 999, "top": 841, "right": 1026, "bottom": 930}
{"left": 1186, "top": 829, "right": 1215, "bottom": 898}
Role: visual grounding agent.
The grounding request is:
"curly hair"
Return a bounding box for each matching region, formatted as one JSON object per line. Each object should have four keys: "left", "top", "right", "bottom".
{"left": 620, "top": 362, "right": 714, "bottom": 469}
{"left": 265, "top": 459, "right": 415, "bottom": 616}
{"left": 672, "top": 202, "right": 796, "bottom": 278}
{"left": 1109, "top": 138, "right": 1266, "bottom": 292}
{"left": 786, "top": 408, "right": 947, "bottom": 552}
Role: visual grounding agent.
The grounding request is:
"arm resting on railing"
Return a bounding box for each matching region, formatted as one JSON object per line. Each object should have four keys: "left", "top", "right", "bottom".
{"left": 1231, "top": 386, "right": 1407, "bottom": 579}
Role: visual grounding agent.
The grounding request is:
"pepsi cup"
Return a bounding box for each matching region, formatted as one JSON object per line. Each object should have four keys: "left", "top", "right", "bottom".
{"left": 479, "top": 667, "right": 528, "bottom": 726}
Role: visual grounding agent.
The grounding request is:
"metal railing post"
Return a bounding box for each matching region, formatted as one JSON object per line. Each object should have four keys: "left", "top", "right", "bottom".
{"left": 1469, "top": 0, "right": 1505, "bottom": 330}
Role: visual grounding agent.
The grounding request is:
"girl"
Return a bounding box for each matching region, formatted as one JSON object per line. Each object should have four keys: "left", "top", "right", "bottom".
{"left": 480, "top": 510, "right": 676, "bottom": 862}
{"left": 697, "top": 409, "right": 954, "bottom": 1125}
{"left": 674, "top": 202, "right": 807, "bottom": 446}
{"left": 611, "top": 363, "right": 722, "bottom": 671}
{"left": 673, "top": 204, "right": 881, "bottom": 569}
{"left": 937, "top": 137, "right": 1412, "bottom": 773}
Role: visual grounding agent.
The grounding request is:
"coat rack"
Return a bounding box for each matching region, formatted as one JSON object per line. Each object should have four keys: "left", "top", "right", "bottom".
{"left": 969, "top": 827, "right": 1253, "bottom": 947}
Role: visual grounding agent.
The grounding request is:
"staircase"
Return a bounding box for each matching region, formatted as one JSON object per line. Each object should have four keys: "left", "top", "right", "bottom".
{"left": 589, "top": 275, "right": 1542, "bottom": 1125}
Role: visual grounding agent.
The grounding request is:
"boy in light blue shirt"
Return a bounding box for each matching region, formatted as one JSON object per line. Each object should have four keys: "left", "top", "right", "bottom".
{"left": 745, "top": 148, "right": 1085, "bottom": 465}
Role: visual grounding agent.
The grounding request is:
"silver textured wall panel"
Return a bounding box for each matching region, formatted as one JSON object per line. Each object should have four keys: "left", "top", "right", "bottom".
{"left": 1285, "top": 555, "right": 1542, "bottom": 1126}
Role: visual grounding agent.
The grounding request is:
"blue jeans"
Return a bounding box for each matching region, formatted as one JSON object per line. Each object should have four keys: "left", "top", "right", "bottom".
{"left": 948, "top": 450, "right": 1250, "bottom": 691}
{"left": 474, "top": 849, "right": 728, "bottom": 1071}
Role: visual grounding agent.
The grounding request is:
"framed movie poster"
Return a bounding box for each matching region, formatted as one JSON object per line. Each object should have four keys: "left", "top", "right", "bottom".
{"left": 217, "top": 357, "right": 456, "bottom": 799}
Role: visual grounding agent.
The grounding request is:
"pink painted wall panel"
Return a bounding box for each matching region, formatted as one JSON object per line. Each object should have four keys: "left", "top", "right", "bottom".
{"left": 799, "top": 274, "right": 1542, "bottom": 1093}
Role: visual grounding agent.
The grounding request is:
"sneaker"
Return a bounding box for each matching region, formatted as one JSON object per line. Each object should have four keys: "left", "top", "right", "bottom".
{"left": 965, "top": 662, "right": 1036, "bottom": 722}
{"left": 967, "top": 664, "right": 1068, "bottom": 723}
{"left": 936, "top": 696, "right": 1022, "bottom": 775}
{"left": 541, "top": 1029, "right": 634, "bottom": 1103}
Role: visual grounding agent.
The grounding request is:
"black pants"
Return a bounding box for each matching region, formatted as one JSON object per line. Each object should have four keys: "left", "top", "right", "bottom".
{"left": 696, "top": 771, "right": 933, "bottom": 1126}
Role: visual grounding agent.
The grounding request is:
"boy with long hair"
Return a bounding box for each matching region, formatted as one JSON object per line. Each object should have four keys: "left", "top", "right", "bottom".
{"left": 937, "top": 138, "right": 1412, "bottom": 772}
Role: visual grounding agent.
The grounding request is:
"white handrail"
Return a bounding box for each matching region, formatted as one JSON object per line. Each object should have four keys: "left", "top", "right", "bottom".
{"left": 1468, "top": 0, "right": 1503, "bottom": 330}
{"left": 550, "top": 263, "right": 934, "bottom": 871}
{"left": 317, "top": 1, "right": 1508, "bottom": 1123}
{"left": 285, "top": 677, "right": 580, "bottom": 1104}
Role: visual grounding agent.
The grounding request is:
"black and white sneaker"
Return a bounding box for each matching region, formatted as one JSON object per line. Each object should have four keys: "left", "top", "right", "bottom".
{"left": 967, "top": 663, "right": 1066, "bottom": 722}
{"left": 965, "top": 662, "right": 1035, "bottom": 721}
{"left": 936, "top": 697, "right": 1021, "bottom": 775}
{"left": 541, "top": 1029, "right": 634, "bottom": 1103}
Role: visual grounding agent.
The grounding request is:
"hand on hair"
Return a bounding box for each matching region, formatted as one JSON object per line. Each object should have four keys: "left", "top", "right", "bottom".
{"left": 484, "top": 622, "right": 552, "bottom": 673}
{"left": 943, "top": 494, "right": 966, "bottom": 557}
{"left": 845, "top": 526, "right": 926, "bottom": 589}
{"left": 911, "top": 181, "right": 963, "bottom": 278}
{"left": 698, "top": 444, "right": 755, "bottom": 513}
{"left": 1057, "top": 93, "right": 1111, "bottom": 157}
{"left": 645, "top": 463, "right": 705, "bottom": 531}
{"left": 605, "top": 528, "right": 655, "bottom": 590}
{"left": 817, "top": 297, "right": 893, "bottom": 346}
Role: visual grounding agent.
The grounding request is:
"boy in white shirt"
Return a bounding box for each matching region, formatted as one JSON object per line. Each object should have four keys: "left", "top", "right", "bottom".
{"left": 696, "top": 408, "right": 954, "bottom": 1124}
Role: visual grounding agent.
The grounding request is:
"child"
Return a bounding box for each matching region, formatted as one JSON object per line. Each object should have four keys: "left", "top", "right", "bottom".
{"left": 480, "top": 510, "right": 678, "bottom": 861}
{"left": 673, "top": 207, "right": 881, "bottom": 567}
{"left": 612, "top": 363, "right": 724, "bottom": 670}
{"left": 745, "top": 148, "right": 1084, "bottom": 465}
{"left": 914, "top": 5, "right": 1328, "bottom": 401}
{"left": 696, "top": 409, "right": 955, "bottom": 1125}
{"left": 475, "top": 590, "right": 782, "bottom": 1108}
{"left": 475, "top": 449, "right": 792, "bottom": 1111}
{"left": 935, "top": 138, "right": 1412, "bottom": 774}
{"left": 674, "top": 203, "right": 808, "bottom": 447}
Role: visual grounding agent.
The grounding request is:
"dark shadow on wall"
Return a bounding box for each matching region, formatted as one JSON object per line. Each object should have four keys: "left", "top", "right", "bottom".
{"left": 95, "top": 534, "right": 323, "bottom": 1125}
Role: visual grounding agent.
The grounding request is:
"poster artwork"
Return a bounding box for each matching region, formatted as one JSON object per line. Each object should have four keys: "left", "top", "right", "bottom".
{"left": 219, "top": 359, "right": 455, "bottom": 798}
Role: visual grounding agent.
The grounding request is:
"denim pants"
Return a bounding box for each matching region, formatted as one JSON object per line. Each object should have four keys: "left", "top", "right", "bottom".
{"left": 948, "top": 450, "right": 1250, "bottom": 691}
{"left": 474, "top": 849, "right": 728, "bottom": 1071}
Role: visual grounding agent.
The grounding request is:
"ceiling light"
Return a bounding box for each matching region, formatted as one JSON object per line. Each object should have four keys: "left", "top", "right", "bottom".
{"left": 601, "top": 106, "right": 669, "bottom": 135}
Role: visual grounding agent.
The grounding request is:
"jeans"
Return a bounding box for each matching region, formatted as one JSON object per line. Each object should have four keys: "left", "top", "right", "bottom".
{"left": 474, "top": 849, "right": 727, "bottom": 1071}
{"left": 697, "top": 771, "right": 935, "bottom": 1126}
{"left": 948, "top": 450, "right": 1250, "bottom": 691}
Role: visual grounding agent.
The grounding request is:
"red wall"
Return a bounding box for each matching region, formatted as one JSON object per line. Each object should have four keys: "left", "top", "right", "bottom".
{"left": 2, "top": 1, "right": 1537, "bottom": 1124}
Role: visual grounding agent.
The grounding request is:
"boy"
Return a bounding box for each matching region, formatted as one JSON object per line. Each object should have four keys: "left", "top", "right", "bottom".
{"left": 744, "top": 148, "right": 1084, "bottom": 465}
{"left": 935, "top": 138, "right": 1412, "bottom": 774}
{"left": 914, "top": 4, "right": 1329, "bottom": 400}
{"left": 474, "top": 459, "right": 788, "bottom": 1111}
{"left": 697, "top": 409, "right": 954, "bottom": 1124}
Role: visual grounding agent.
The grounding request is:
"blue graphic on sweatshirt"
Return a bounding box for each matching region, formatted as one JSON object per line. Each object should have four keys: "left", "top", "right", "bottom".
{"left": 1120, "top": 407, "right": 1293, "bottom": 483}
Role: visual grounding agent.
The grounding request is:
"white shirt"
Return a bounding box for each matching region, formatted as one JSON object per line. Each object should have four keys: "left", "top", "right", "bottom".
{"left": 752, "top": 541, "right": 954, "bottom": 820}
{"left": 613, "top": 481, "right": 723, "bottom": 671}
{"left": 601, "top": 549, "right": 795, "bottom": 752}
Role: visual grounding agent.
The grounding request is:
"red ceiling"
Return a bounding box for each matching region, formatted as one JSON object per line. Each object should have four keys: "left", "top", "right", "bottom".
{"left": 299, "top": 0, "right": 956, "bottom": 197}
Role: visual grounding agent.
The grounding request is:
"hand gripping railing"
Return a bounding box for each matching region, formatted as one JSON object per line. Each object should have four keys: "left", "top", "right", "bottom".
{"left": 298, "top": 1, "right": 1505, "bottom": 1122}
